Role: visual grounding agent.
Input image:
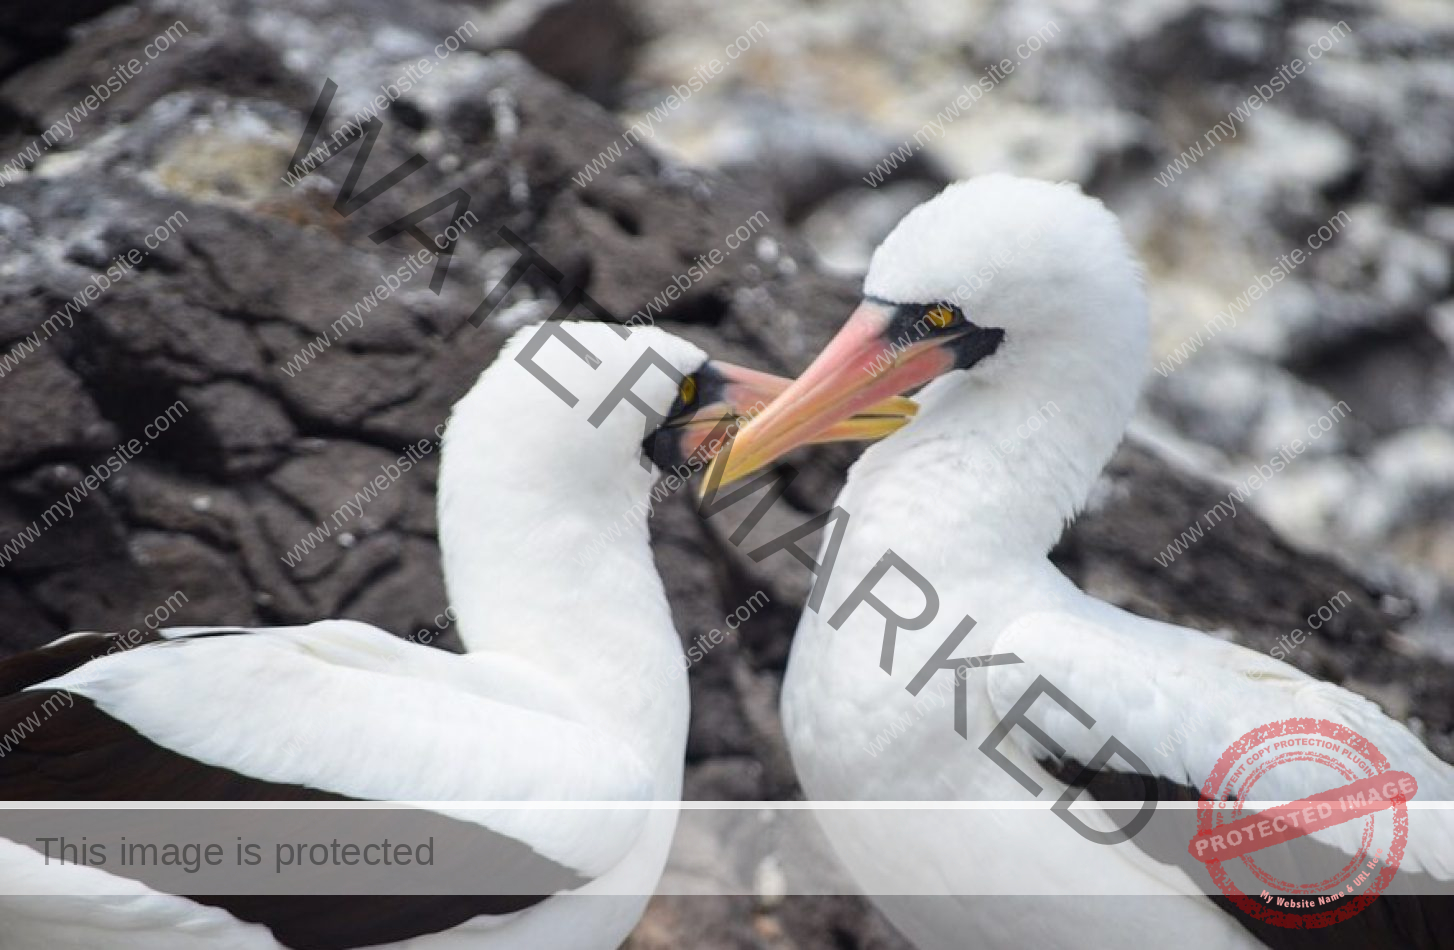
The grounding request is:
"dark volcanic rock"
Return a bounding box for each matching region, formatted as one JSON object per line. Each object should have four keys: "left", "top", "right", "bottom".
{"left": 0, "top": 0, "right": 128, "bottom": 79}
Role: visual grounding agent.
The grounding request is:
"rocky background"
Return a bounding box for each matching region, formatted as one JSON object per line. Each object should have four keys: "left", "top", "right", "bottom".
{"left": 0, "top": 0, "right": 1450, "bottom": 947}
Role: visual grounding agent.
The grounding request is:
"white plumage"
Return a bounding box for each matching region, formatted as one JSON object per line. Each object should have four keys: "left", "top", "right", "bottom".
{"left": 0, "top": 323, "right": 711, "bottom": 949}
{"left": 722, "top": 175, "right": 1454, "bottom": 949}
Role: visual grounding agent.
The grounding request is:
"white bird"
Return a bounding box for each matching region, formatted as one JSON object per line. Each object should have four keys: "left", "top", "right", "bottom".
{"left": 0, "top": 319, "right": 913, "bottom": 950}
{"left": 714, "top": 175, "right": 1454, "bottom": 950}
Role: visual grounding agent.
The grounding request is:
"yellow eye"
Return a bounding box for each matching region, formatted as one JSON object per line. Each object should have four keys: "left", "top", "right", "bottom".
{"left": 679, "top": 376, "right": 697, "bottom": 404}
{"left": 925, "top": 305, "right": 956, "bottom": 329}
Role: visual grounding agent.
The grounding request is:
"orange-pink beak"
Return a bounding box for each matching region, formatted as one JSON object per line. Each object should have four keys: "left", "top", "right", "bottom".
{"left": 704, "top": 301, "right": 963, "bottom": 488}
{"left": 669, "top": 356, "right": 917, "bottom": 469}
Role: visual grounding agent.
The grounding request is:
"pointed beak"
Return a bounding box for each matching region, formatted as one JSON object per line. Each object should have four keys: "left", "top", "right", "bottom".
{"left": 668, "top": 358, "right": 917, "bottom": 468}
{"left": 704, "top": 301, "right": 964, "bottom": 488}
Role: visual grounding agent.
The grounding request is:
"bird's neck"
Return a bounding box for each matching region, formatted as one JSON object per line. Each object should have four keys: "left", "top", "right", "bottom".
{"left": 434, "top": 404, "right": 687, "bottom": 748}
{"left": 842, "top": 344, "right": 1139, "bottom": 583}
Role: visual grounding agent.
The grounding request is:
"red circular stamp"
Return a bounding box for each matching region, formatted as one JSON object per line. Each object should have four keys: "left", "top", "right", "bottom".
{"left": 1187, "top": 717, "right": 1416, "bottom": 928}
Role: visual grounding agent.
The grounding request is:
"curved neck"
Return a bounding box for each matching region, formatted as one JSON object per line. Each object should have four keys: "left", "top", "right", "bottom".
{"left": 841, "top": 341, "right": 1141, "bottom": 577}
{"left": 434, "top": 390, "right": 688, "bottom": 754}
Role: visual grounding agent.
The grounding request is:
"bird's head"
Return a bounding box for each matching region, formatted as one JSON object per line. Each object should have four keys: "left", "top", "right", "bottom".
{"left": 709, "top": 175, "right": 1148, "bottom": 486}
{"left": 455, "top": 321, "right": 915, "bottom": 492}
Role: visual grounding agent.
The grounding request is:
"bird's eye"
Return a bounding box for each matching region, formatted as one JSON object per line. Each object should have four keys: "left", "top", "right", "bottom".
{"left": 679, "top": 375, "right": 698, "bottom": 405}
{"left": 925, "top": 305, "right": 957, "bottom": 329}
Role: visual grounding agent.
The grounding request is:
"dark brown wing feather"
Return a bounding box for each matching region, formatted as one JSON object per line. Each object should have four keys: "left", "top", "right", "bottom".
{"left": 0, "top": 631, "right": 591, "bottom": 949}
{"left": 1044, "top": 756, "right": 1454, "bottom": 950}
{"left": 0, "top": 630, "right": 172, "bottom": 695}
